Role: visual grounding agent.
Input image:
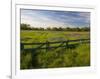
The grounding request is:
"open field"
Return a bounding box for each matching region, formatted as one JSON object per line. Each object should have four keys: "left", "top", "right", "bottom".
{"left": 21, "top": 31, "right": 90, "bottom": 43}
{"left": 20, "top": 30, "right": 90, "bottom": 69}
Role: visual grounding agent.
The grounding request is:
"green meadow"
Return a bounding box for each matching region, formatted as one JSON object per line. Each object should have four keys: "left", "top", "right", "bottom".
{"left": 21, "top": 31, "right": 89, "bottom": 43}
{"left": 20, "top": 30, "right": 90, "bottom": 69}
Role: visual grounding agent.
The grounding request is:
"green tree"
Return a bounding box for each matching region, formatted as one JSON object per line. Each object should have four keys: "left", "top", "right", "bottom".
{"left": 21, "top": 23, "right": 31, "bottom": 30}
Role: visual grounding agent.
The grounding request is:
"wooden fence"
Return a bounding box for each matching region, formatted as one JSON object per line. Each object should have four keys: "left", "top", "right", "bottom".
{"left": 21, "top": 39, "right": 90, "bottom": 51}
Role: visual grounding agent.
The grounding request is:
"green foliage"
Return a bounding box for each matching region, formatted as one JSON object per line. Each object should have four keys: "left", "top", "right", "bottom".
{"left": 20, "top": 23, "right": 90, "bottom": 31}
{"left": 21, "top": 23, "right": 32, "bottom": 30}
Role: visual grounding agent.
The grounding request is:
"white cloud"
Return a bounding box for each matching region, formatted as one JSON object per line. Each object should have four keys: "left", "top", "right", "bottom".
{"left": 21, "top": 13, "right": 69, "bottom": 28}
{"left": 21, "top": 9, "right": 90, "bottom": 28}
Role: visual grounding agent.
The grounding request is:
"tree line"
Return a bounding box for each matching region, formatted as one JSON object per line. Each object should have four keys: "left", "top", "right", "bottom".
{"left": 21, "top": 23, "right": 90, "bottom": 31}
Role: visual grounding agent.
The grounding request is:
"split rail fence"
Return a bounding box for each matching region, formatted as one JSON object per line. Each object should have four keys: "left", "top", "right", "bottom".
{"left": 21, "top": 39, "right": 90, "bottom": 52}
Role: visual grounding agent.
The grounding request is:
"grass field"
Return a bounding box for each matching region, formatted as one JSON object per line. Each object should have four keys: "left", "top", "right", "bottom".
{"left": 21, "top": 31, "right": 89, "bottom": 42}
{"left": 20, "top": 30, "right": 90, "bottom": 69}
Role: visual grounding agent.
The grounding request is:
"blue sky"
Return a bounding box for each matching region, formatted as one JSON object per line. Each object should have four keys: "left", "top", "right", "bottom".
{"left": 21, "top": 9, "right": 90, "bottom": 28}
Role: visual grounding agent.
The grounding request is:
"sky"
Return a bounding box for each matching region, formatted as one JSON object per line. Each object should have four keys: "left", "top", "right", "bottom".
{"left": 21, "top": 9, "right": 90, "bottom": 28}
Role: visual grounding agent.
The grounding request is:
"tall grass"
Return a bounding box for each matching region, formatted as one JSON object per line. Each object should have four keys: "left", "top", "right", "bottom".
{"left": 21, "top": 43, "right": 90, "bottom": 69}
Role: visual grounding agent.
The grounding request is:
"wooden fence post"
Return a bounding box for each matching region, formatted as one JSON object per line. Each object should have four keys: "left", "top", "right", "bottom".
{"left": 46, "top": 41, "right": 49, "bottom": 52}
{"left": 21, "top": 43, "right": 24, "bottom": 50}
{"left": 65, "top": 41, "right": 68, "bottom": 49}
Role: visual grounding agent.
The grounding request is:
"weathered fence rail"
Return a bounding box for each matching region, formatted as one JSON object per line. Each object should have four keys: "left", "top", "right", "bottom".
{"left": 21, "top": 39, "right": 90, "bottom": 51}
